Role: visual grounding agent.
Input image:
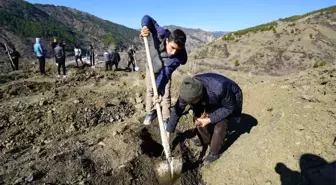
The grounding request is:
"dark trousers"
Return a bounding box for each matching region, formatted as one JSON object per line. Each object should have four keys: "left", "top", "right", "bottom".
{"left": 127, "top": 59, "right": 135, "bottom": 71}
{"left": 38, "top": 56, "right": 46, "bottom": 75}
{"left": 112, "top": 61, "right": 118, "bottom": 71}
{"left": 12, "top": 58, "right": 19, "bottom": 70}
{"left": 196, "top": 119, "right": 228, "bottom": 154}
{"left": 90, "top": 55, "right": 95, "bottom": 66}
{"left": 56, "top": 58, "right": 66, "bottom": 75}
{"left": 105, "top": 61, "right": 112, "bottom": 71}
{"left": 75, "top": 56, "right": 83, "bottom": 66}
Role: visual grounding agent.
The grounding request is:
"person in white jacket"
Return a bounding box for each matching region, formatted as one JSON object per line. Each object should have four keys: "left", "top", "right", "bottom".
{"left": 74, "top": 44, "right": 84, "bottom": 67}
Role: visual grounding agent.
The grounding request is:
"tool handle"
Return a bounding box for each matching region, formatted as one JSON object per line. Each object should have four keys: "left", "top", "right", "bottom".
{"left": 143, "top": 36, "right": 172, "bottom": 161}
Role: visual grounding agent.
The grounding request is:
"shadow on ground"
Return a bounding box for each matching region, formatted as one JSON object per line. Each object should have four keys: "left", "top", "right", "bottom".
{"left": 275, "top": 153, "right": 336, "bottom": 185}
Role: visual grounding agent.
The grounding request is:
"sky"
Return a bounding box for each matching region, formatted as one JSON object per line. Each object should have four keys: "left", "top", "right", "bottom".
{"left": 26, "top": 0, "right": 335, "bottom": 31}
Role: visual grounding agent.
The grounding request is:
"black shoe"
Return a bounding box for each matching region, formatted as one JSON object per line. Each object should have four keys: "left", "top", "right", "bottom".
{"left": 192, "top": 138, "right": 203, "bottom": 147}
{"left": 204, "top": 153, "right": 220, "bottom": 164}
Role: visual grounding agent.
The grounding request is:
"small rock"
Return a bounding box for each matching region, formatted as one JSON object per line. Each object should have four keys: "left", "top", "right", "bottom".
{"left": 79, "top": 181, "right": 85, "bottom": 185}
{"left": 112, "top": 131, "right": 118, "bottom": 137}
{"left": 9, "top": 116, "right": 16, "bottom": 123}
{"left": 74, "top": 99, "right": 80, "bottom": 104}
{"left": 135, "top": 93, "right": 141, "bottom": 98}
{"left": 24, "top": 173, "right": 34, "bottom": 182}
{"left": 33, "top": 146, "right": 41, "bottom": 153}
{"left": 296, "top": 124, "right": 304, "bottom": 130}
{"left": 98, "top": 141, "right": 106, "bottom": 147}
{"left": 118, "top": 164, "right": 126, "bottom": 169}
{"left": 115, "top": 115, "right": 120, "bottom": 120}
{"left": 39, "top": 99, "right": 47, "bottom": 106}
{"left": 109, "top": 118, "right": 115, "bottom": 123}
{"left": 265, "top": 181, "right": 272, "bottom": 185}
{"left": 135, "top": 97, "right": 143, "bottom": 104}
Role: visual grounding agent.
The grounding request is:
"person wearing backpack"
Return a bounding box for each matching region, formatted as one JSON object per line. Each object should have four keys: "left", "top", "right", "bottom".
{"left": 54, "top": 41, "right": 66, "bottom": 78}
{"left": 74, "top": 44, "right": 84, "bottom": 67}
{"left": 140, "top": 15, "right": 188, "bottom": 126}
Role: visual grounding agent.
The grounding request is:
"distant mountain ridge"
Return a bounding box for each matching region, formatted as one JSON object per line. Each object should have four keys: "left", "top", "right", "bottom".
{"left": 164, "top": 25, "right": 229, "bottom": 52}
{"left": 190, "top": 5, "right": 336, "bottom": 75}
{"left": 0, "top": 0, "right": 140, "bottom": 58}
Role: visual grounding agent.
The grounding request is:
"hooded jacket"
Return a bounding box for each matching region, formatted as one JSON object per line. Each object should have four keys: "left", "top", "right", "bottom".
{"left": 33, "top": 38, "right": 44, "bottom": 57}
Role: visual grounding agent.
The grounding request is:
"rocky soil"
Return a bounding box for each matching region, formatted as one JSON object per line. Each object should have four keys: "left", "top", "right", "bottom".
{"left": 0, "top": 47, "right": 335, "bottom": 185}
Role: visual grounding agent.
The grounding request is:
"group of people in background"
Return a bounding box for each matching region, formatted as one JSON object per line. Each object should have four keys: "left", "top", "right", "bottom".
{"left": 31, "top": 37, "right": 134, "bottom": 77}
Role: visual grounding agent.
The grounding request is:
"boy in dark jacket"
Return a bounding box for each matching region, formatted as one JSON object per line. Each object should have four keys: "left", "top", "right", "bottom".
{"left": 88, "top": 44, "right": 95, "bottom": 68}
{"left": 166, "top": 73, "right": 243, "bottom": 163}
{"left": 127, "top": 47, "right": 136, "bottom": 72}
{"left": 54, "top": 41, "right": 66, "bottom": 78}
{"left": 51, "top": 38, "right": 58, "bottom": 66}
{"left": 111, "top": 49, "right": 120, "bottom": 71}
{"left": 141, "top": 15, "right": 188, "bottom": 126}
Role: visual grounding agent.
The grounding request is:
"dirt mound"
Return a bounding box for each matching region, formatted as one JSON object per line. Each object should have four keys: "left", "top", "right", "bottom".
{"left": 0, "top": 63, "right": 206, "bottom": 185}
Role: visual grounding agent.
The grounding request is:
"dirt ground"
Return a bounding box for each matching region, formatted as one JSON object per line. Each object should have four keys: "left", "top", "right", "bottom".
{"left": 0, "top": 56, "right": 335, "bottom": 185}
{"left": 0, "top": 58, "right": 206, "bottom": 185}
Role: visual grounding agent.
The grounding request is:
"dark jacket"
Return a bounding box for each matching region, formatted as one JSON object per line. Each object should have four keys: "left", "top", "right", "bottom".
{"left": 54, "top": 45, "right": 65, "bottom": 59}
{"left": 9, "top": 51, "right": 21, "bottom": 60}
{"left": 141, "top": 15, "right": 188, "bottom": 95}
{"left": 128, "top": 48, "right": 135, "bottom": 61}
{"left": 166, "top": 73, "right": 243, "bottom": 133}
{"left": 110, "top": 51, "right": 120, "bottom": 63}
{"left": 51, "top": 42, "right": 57, "bottom": 50}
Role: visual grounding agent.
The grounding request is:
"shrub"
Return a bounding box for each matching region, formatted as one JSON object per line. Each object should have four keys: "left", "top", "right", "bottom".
{"left": 309, "top": 34, "right": 313, "bottom": 39}
{"left": 234, "top": 60, "right": 240, "bottom": 66}
{"left": 312, "top": 60, "right": 326, "bottom": 68}
{"left": 259, "top": 53, "right": 265, "bottom": 57}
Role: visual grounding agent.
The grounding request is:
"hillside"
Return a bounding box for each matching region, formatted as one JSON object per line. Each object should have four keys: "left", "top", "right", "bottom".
{"left": 0, "top": 0, "right": 140, "bottom": 58}
{"left": 164, "top": 25, "right": 228, "bottom": 53}
{"left": 190, "top": 6, "right": 336, "bottom": 75}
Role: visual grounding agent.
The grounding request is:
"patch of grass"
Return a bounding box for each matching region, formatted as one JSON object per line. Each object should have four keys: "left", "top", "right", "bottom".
{"left": 279, "top": 5, "right": 336, "bottom": 22}
{"left": 309, "top": 34, "right": 313, "bottom": 39}
{"left": 312, "top": 60, "right": 326, "bottom": 68}
{"left": 222, "top": 5, "right": 335, "bottom": 40}
{"left": 259, "top": 53, "right": 265, "bottom": 58}
{"left": 234, "top": 60, "right": 240, "bottom": 67}
{"left": 223, "top": 22, "right": 278, "bottom": 41}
